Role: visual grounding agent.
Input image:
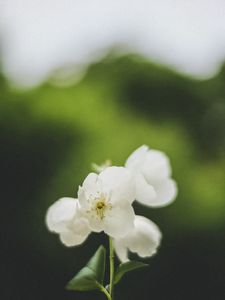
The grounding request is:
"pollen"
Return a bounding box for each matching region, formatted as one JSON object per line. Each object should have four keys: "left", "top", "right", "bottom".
{"left": 96, "top": 201, "right": 105, "bottom": 210}
{"left": 93, "top": 195, "right": 112, "bottom": 220}
{"left": 86, "top": 192, "right": 112, "bottom": 221}
{"left": 95, "top": 200, "right": 106, "bottom": 220}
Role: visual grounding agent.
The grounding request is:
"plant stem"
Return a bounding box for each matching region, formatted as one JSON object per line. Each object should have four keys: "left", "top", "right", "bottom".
{"left": 97, "top": 283, "right": 112, "bottom": 300}
{"left": 109, "top": 236, "right": 114, "bottom": 299}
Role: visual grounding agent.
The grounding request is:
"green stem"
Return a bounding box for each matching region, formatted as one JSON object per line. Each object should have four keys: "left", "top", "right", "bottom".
{"left": 97, "top": 283, "right": 112, "bottom": 300}
{"left": 109, "top": 236, "right": 114, "bottom": 299}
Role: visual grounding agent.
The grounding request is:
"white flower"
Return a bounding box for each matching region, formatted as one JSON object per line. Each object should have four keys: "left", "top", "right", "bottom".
{"left": 78, "top": 166, "right": 135, "bottom": 239}
{"left": 125, "top": 145, "right": 177, "bottom": 207}
{"left": 46, "top": 197, "right": 91, "bottom": 247}
{"left": 114, "top": 215, "right": 162, "bottom": 262}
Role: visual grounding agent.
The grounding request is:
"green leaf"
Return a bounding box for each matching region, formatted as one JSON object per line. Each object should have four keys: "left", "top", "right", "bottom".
{"left": 114, "top": 261, "right": 148, "bottom": 284}
{"left": 66, "top": 245, "right": 106, "bottom": 291}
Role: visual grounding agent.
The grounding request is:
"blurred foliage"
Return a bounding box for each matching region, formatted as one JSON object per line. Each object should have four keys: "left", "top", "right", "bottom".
{"left": 0, "top": 55, "right": 225, "bottom": 300}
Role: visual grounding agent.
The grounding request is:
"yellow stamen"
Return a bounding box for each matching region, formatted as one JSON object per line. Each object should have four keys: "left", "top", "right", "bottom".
{"left": 96, "top": 200, "right": 106, "bottom": 220}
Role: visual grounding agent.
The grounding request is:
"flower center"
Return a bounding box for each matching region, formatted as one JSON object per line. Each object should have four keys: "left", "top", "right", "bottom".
{"left": 86, "top": 192, "right": 112, "bottom": 221}
{"left": 95, "top": 200, "right": 106, "bottom": 220}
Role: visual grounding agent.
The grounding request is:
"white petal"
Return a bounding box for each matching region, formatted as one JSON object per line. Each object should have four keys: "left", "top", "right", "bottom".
{"left": 59, "top": 228, "right": 89, "bottom": 247}
{"left": 46, "top": 197, "right": 78, "bottom": 233}
{"left": 60, "top": 217, "right": 91, "bottom": 247}
{"left": 128, "top": 216, "right": 161, "bottom": 257}
{"left": 125, "top": 146, "right": 177, "bottom": 207}
{"left": 99, "top": 166, "right": 135, "bottom": 204}
{"left": 78, "top": 187, "right": 104, "bottom": 233}
{"left": 135, "top": 173, "right": 157, "bottom": 206}
{"left": 77, "top": 186, "right": 89, "bottom": 208}
{"left": 148, "top": 179, "right": 177, "bottom": 207}
{"left": 78, "top": 173, "right": 103, "bottom": 208}
{"left": 125, "top": 145, "right": 149, "bottom": 169}
{"left": 103, "top": 201, "right": 135, "bottom": 238}
{"left": 113, "top": 239, "right": 129, "bottom": 263}
{"left": 114, "top": 216, "right": 161, "bottom": 262}
{"left": 86, "top": 215, "right": 104, "bottom": 233}
{"left": 81, "top": 172, "right": 99, "bottom": 194}
{"left": 142, "top": 150, "right": 172, "bottom": 181}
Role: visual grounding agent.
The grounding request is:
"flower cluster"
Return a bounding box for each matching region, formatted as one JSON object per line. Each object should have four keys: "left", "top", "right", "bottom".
{"left": 46, "top": 145, "right": 177, "bottom": 262}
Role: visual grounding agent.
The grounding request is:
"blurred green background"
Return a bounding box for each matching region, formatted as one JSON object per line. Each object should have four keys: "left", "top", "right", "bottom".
{"left": 1, "top": 54, "right": 225, "bottom": 300}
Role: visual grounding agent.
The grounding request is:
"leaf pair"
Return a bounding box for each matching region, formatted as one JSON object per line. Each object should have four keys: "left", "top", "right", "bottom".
{"left": 66, "top": 245, "right": 148, "bottom": 292}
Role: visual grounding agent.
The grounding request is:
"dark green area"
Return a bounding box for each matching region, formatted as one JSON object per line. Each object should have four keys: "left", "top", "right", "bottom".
{"left": 1, "top": 55, "right": 225, "bottom": 300}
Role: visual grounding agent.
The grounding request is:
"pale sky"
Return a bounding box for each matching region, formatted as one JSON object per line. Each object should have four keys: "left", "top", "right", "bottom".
{"left": 1, "top": 0, "right": 225, "bottom": 86}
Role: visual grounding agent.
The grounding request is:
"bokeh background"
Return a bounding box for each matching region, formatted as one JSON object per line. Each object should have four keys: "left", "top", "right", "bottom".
{"left": 1, "top": 1, "right": 225, "bottom": 300}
